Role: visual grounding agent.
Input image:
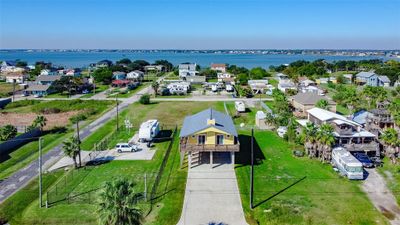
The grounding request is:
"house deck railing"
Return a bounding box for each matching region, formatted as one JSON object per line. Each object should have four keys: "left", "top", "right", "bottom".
{"left": 180, "top": 144, "right": 240, "bottom": 152}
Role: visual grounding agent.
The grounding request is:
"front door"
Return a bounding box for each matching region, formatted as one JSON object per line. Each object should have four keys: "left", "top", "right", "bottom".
{"left": 216, "top": 135, "right": 224, "bottom": 145}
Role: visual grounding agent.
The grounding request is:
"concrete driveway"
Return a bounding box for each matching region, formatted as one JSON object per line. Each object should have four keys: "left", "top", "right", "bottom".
{"left": 177, "top": 164, "right": 248, "bottom": 225}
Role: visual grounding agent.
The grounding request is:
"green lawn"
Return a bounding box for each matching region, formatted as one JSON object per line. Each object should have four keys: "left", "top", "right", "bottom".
{"left": 0, "top": 82, "right": 22, "bottom": 98}
{"left": 235, "top": 130, "right": 388, "bottom": 225}
{"left": 106, "top": 84, "right": 148, "bottom": 98}
{"left": 1, "top": 101, "right": 227, "bottom": 224}
{"left": 80, "top": 84, "right": 109, "bottom": 98}
{"left": 336, "top": 104, "right": 350, "bottom": 115}
{"left": 44, "top": 92, "right": 70, "bottom": 98}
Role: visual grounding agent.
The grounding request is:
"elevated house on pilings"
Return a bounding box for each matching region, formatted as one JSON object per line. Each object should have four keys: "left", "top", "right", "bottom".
{"left": 366, "top": 101, "right": 395, "bottom": 137}
{"left": 179, "top": 108, "right": 240, "bottom": 169}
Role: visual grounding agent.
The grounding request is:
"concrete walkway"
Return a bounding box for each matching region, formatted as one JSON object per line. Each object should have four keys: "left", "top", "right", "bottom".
{"left": 362, "top": 168, "right": 400, "bottom": 225}
{"left": 177, "top": 164, "right": 248, "bottom": 225}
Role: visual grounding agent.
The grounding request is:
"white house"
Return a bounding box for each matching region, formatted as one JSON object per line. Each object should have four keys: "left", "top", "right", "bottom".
{"left": 179, "top": 63, "right": 197, "bottom": 77}
{"left": 167, "top": 81, "right": 191, "bottom": 95}
{"left": 1, "top": 61, "right": 25, "bottom": 73}
{"left": 299, "top": 85, "right": 324, "bottom": 95}
{"left": 217, "top": 73, "right": 235, "bottom": 83}
{"left": 276, "top": 73, "right": 289, "bottom": 81}
{"left": 278, "top": 80, "right": 296, "bottom": 93}
{"left": 3, "top": 73, "right": 28, "bottom": 84}
{"left": 211, "top": 63, "right": 227, "bottom": 73}
{"left": 127, "top": 70, "right": 144, "bottom": 80}
{"left": 248, "top": 80, "right": 269, "bottom": 94}
{"left": 40, "top": 69, "right": 57, "bottom": 76}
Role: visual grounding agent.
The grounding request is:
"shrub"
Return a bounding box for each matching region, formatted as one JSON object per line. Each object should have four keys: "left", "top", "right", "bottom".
{"left": 5, "top": 100, "right": 39, "bottom": 109}
{"left": 69, "top": 114, "right": 88, "bottom": 124}
{"left": 139, "top": 94, "right": 150, "bottom": 104}
{"left": 40, "top": 107, "right": 61, "bottom": 114}
{"left": 0, "top": 125, "right": 18, "bottom": 141}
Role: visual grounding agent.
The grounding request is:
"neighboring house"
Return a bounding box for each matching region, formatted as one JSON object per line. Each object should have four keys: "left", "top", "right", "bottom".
{"left": 355, "top": 72, "right": 390, "bottom": 87}
{"left": 25, "top": 84, "right": 52, "bottom": 96}
{"left": 278, "top": 80, "right": 296, "bottom": 93}
{"left": 127, "top": 70, "right": 144, "bottom": 80}
{"left": 40, "top": 69, "right": 58, "bottom": 76}
{"left": 365, "top": 101, "right": 395, "bottom": 136}
{"left": 65, "top": 68, "right": 82, "bottom": 77}
{"left": 316, "top": 77, "right": 336, "bottom": 84}
{"left": 35, "top": 75, "right": 62, "bottom": 85}
{"left": 1, "top": 61, "right": 25, "bottom": 73}
{"left": 211, "top": 63, "right": 227, "bottom": 73}
{"left": 94, "top": 60, "right": 113, "bottom": 68}
{"left": 179, "top": 63, "right": 198, "bottom": 77}
{"left": 166, "top": 81, "right": 190, "bottom": 95}
{"left": 297, "top": 107, "right": 379, "bottom": 155}
{"left": 144, "top": 65, "right": 165, "bottom": 73}
{"left": 299, "top": 85, "right": 324, "bottom": 95}
{"left": 290, "top": 92, "right": 336, "bottom": 116}
{"left": 276, "top": 73, "right": 289, "bottom": 82}
{"left": 248, "top": 80, "right": 269, "bottom": 94}
{"left": 394, "top": 79, "right": 400, "bottom": 87}
{"left": 3, "top": 73, "right": 28, "bottom": 84}
{"left": 351, "top": 110, "right": 372, "bottom": 127}
{"left": 298, "top": 77, "right": 316, "bottom": 87}
{"left": 343, "top": 74, "right": 353, "bottom": 83}
{"left": 217, "top": 73, "right": 235, "bottom": 83}
{"left": 179, "top": 108, "right": 240, "bottom": 168}
{"left": 111, "top": 79, "right": 131, "bottom": 87}
{"left": 112, "top": 71, "right": 127, "bottom": 80}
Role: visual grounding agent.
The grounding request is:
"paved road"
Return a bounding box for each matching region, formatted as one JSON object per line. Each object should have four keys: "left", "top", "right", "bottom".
{"left": 177, "top": 164, "right": 248, "bottom": 225}
{"left": 362, "top": 168, "right": 400, "bottom": 225}
{"left": 0, "top": 85, "right": 152, "bottom": 203}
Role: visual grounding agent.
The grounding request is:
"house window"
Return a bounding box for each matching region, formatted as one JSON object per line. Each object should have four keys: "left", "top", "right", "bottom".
{"left": 198, "top": 135, "right": 206, "bottom": 145}
{"left": 216, "top": 135, "right": 224, "bottom": 145}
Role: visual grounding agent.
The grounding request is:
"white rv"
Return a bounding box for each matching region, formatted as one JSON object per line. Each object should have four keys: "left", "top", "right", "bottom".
{"left": 138, "top": 120, "right": 160, "bottom": 142}
{"left": 235, "top": 101, "right": 246, "bottom": 113}
{"left": 211, "top": 84, "right": 218, "bottom": 92}
{"left": 332, "top": 147, "right": 363, "bottom": 180}
{"left": 226, "top": 84, "right": 234, "bottom": 92}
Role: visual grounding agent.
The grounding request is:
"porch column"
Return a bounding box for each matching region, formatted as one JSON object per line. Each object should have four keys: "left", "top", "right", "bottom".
{"left": 210, "top": 151, "right": 213, "bottom": 169}
{"left": 231, "top": 152, "right": 235, "bottom": 168}
{"left": 188, "top": 151, "right": 192, "bottom": 169}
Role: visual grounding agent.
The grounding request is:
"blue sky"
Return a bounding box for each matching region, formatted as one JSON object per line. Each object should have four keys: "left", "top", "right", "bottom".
{"left": 0, "top": 0, "right": 399, "bottom": 49}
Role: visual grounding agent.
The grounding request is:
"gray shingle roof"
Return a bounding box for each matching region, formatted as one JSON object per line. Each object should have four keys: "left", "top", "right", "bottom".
{"left": 26, "top": 84, "right": 50, "bottom": 91}
{"left": 378, "top": 75, "right": 390, "bottom": 83}
{"left": 356, "top": 72, "right": 376, "bottom": 78}
{"left": 36, "top": 75, "right": 62, "bottom": 82}
{"left": 179, "top": 108, "right": 238, "bottom": 137}
{"left": 292, "top": 92, "right": 335, "bottom": 105}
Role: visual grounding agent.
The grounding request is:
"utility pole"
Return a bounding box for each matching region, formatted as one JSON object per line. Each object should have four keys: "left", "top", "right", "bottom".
{"left": 144, "top": 173, "right": 147, "bottom": 201}
{"left": 250, "top": 128, "right": 254, "bottom": 209}
{"left": 116, "top": 97, "right": 119, "bottom": 131}
{"left": 76, "top": 120, "right": 82, "bottom": 167}
{"left": 12, "top": 79, "right": 16, "bottom": 102}
{"left": 38, "top": 137, "right": 43, "bottom": 208}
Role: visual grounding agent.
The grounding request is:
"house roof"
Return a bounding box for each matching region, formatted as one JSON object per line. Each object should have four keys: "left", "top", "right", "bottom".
{"left": 211, "top": 63, "right": 226, "bottom": 68}
{"left": 180, "top": 108, "right": 238, "bottom": 137}
{"left": 36, "top": 75, "right": 62, "bottom": 82}
{"left": 378, "top": 75, "right": 390, "bottom": 83}
{"left": 292, "top": 93, "right": 335, "bottom": 105}
{"left": 351, "top": 110, "right": 371, "bottom": 125}
{"left": 26, "top": 84, "right": 50, "bottom": 91}
{"left": 307, "top": 107, "right": 360, "bottom": 126}
{"left": 356, "top": 72, "right": 376, "bottom": 78}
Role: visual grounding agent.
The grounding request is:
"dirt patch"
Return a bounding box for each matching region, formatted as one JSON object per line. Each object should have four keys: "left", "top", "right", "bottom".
{"left": 0, "top": 111, "right": 81, "bottom": 130}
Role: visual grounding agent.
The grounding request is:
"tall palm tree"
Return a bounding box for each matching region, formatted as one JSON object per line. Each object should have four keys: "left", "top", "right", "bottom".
{"left": 381, "top": 128, "right": 400, "bottom": 164}
{"left": 62, "top": 136, "right": 80, "bottom": 168}
{"left": 33, "top": 115, "right": 47, "bottom": 131}
{"left": 97, "top": 178, "right": 143, "bottom": 225}
{"left": 316, "top": 124, "right": 335, "bottom": 162}
{"left": 302, "top": 122, "right": 318, "bottom": 158}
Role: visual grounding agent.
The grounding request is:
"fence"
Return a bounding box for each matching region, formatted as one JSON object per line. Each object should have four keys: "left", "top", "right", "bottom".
{"left": 91, "top": 125, "right": 124, "bottom": 151}
{"left": 148, "top": 125, "right": 177, "bottom": 213}
{"left": 0, "top": 128, "right": 42, "bottom": 156}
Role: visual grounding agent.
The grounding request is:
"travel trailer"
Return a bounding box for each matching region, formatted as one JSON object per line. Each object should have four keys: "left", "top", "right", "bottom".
{"left": 226, "top": 84, "right": 234, "bottom": 92}
{"left": 235, "top": 101, "right": 246, "bottom": 113}
{"left": 138, "top": 120, "right": 160, "bottom": 142}
{"left": 332, "top": 147, "right": 363, "bottom": 180}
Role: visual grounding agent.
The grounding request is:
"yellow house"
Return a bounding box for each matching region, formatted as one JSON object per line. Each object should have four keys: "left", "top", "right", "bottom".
{"left": 179, "top": 108, "right": 240, "bottom": 168}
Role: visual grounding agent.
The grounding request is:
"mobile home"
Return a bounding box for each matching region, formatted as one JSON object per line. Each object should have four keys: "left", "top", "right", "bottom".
{"left": 138, "top": 120, "right": 160, "bottom": 142}
{"left": 332, "top": 147, "right": 363, "bottom": 180}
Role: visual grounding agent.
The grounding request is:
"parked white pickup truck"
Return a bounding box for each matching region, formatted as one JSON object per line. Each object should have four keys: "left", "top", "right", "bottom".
{"left": 115, "top": 143, "right": 140, "bottom": 153}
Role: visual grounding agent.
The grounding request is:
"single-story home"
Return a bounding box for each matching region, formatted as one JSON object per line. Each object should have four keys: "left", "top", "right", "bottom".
{"left": 248, "top": 80, "right": 269, "bottom": 94}
{"left": 40, "top": 69, "right": 58, "bottom": 76}
{"left": 25, "top": 84, "right": 52, "bottom": 96}
{"left": 144, "top": 65, "right": 165, "bottom": 72}
{"left": 113, "top": 71, "right": 127, "bottom": 80}
{"left": 290, "top": 92, "right": 336, "bottom": 116}
{"left": 127, "top": 70, "right": 144, "bottom": 80}
{"left": 2, "top": 73, "right": 28, "bottom": 84}
{"left": 36, "top": 75, "right": 62, "bottom": 85}
{"left": 355, "top": 72, "right": 390, "bottom": 87}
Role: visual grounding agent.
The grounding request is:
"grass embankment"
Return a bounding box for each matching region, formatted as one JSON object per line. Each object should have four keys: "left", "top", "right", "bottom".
{"left": 377, "top": 158, "right": 400, "bottom": 204}
{"left": 106, "top": 84, "right": 148, "bottom": 98}
{"left": 0, "top": 99, "right": 114, "bottom": 179}
{"left": 235, "top": 130, "right": 387, "bottom": 225}
{"left": 1, "top": 101, "right": 225, "bottom": 224}
{"left": 0, "top": 82, "right": 22, "bottom": 98}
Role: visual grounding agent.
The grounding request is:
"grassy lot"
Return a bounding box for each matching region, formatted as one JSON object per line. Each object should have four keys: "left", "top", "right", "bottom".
{"left": 106, "top": 84, "right": 148, "bottom": 98}
{"left": 1, "top": 101, "right": 226, "bottom": 224}
{"left": 235, "top": 129, "right": 388, "bottom": 225}
{"left": 44, "top": 92, "right": 70, "bottom": 98}
{"left": 377, "top": 158, "right": 400, "bottom": 204}
{"left": 0, "top": 82, "right": 22, "bottom": 98}
{"left": 0, "top": 100, "right": 114, "bottom": 179}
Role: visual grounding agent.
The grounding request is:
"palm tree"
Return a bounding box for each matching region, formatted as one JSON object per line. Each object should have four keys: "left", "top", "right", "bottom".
{"left": 302, "top": 122, "right": 318, "bottom": 158}
{"left": 316, "top": 124, "right": 335, "bottom": 162}
{"left": 97, "top": 178, "right": 143, "bottom": 225}
{"left": 62, "top": 136, "right": 80, "bottom": 168}
{"left": 33, "top": 115, "right": 47, "bottom": 131}
{"left": 315, "top": 99, "right": 329, "bottom": 110}
{"left": 381, "top": 128, "right": 400, "bottom": 164}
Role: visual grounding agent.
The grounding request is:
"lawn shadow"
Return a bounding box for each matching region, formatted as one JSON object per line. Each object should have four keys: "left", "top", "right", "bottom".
{"left": 153, "top": 129, "right": 173, "bottom": 143}
{"left": 253, "top": 176, "right": 307, "bottom": 208}
{"left": 235, "top": 134, "right": 265, "bottom": 167}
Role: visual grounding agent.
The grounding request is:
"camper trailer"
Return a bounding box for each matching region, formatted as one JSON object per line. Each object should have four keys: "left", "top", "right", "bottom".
{"left": 332, "top": 147, "right": 363, "bottom": 180}
{"left": 138, "top": 120, "right": 160, "bottom": 142}
{"left": 211, "top": 84, "right": 218, "bottom": 92}
{"left": 226, "top": 84, "right": 234, "bottom": 92}
{"left": 235, "top": 101, "right": 246, "bottom": 113}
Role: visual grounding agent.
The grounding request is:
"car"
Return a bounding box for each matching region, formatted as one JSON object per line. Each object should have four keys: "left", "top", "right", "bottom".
{"left": 353, "top": 152, "right": 374, "bottom": 168}
{"left": 115, "top": 143, "right": 140, "bottom": 153}
{"left": 277, "top": 126, "right": 287, "bottom": 138}
{"left": 33, "top": 94, "right": 43, "bottom": 98}
{"left": 21, "top": 92, "right": 29, "bottom": 97}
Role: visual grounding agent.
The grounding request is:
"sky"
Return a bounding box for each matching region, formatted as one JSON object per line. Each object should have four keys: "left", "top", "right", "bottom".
{"left": 0, "top": 0, "right": 399, "bottom": 49}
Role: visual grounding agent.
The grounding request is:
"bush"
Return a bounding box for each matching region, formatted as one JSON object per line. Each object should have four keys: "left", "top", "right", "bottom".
{"left": 0, "top": 125, "right": 17, "bottom": 141}
{"left": 69, "top": 114, "right": 88, "bottom": 124}
{"left": 40, "top": 107, "right": 61, "bottom": 114}
{"left": 139, "top": 94, "right": 151, "bottom": 104}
